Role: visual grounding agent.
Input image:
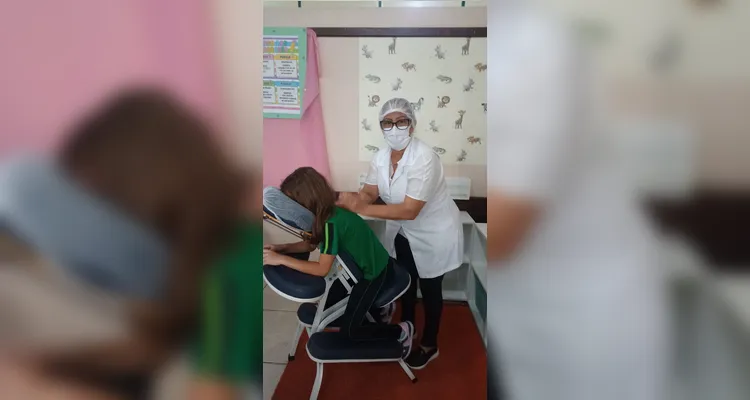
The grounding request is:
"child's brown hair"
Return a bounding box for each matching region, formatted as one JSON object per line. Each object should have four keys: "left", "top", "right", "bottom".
{"left": 280, "top": 167, "right": 337, "bottom": 246}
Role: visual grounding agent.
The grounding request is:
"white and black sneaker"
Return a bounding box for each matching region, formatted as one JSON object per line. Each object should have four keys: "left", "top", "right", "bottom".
{"left": 380, "top": 302, "right": 396, "bottom": 324}
{"left": 398, "top": 321, "right": 415, "bottom": 359}
{"left": 405, "top": 347, "right": 439, "bottom": 370}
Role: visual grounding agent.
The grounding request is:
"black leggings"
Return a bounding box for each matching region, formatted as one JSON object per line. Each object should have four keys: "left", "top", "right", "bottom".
{"left": 340, "top": 259, "right": 403, "bottom": 341}
{"left": 395, "top": 234, "right": 444, "bottom": 348}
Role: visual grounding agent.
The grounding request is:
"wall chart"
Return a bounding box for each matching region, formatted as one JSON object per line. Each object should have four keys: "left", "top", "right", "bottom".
{"left": 263, "top": 27, "right": 307, "bottom": 119}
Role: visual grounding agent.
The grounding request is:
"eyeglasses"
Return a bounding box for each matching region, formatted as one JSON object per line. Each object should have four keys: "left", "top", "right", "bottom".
{"left": 380, "top": 119, "right": 411, "bottom": 131}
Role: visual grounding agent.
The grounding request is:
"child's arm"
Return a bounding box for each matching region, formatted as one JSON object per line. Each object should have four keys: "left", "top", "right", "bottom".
{"left": 265, "top": 241, "right": 315, "bottom": 254}
{"left": 263, "top": 251, "right": 335, "bottom": 277}
{"left": 264, "top": 220, "right": 339, "bottom": 277}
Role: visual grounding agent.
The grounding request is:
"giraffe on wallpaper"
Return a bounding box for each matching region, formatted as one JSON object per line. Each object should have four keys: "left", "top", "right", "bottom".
{"left": 462, "top": 37, "right": 471, "bottom": 55}
{"left": 454, "top": 110, "right": 466, "bottom": 129}
{"left": 388, "top": 37, "right": 397, "bottom": 54}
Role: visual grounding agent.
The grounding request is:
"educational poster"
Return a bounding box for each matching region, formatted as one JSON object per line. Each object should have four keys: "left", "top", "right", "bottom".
{"left": 359, "top": 37, "right": 487, "bottom": 165}
{"left": 263, "top": 27, "right": 307, "bottom": 119}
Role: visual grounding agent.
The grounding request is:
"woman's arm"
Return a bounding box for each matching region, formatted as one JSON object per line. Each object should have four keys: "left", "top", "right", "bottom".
{"left": 358, "top": 184, "right": 379, "bottom": 204}
{"left": 358, "top": 196, "right": 425, "bottom": 221}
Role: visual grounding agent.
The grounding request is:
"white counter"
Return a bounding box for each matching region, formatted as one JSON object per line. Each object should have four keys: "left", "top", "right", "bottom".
{"left": 715, "top": 275, "right": 750, "bottom": 335}
{"left": 361, "top": 210, "right": 488, "bottom": 345}
{"left": 476, "top": 223, "right": 487, "bottom": 239}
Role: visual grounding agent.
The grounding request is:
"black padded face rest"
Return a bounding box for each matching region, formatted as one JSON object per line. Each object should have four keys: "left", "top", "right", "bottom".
{"left": 263, "top": 264, "right": 326, "bottom": 302}
{"left": 307, "top": 331, "right": 402, "bottom": 361}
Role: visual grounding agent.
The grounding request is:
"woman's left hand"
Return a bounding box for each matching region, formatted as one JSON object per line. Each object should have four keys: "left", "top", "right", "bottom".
{"left": 263, "top": 249, "right": 284, "bottom": 266}
{"left": 337, "top": 192, "right": 365, "bottom": 213}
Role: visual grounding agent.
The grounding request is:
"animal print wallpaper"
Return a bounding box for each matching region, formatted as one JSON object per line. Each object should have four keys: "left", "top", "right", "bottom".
{"left": 359, "top": 37, "right": 487, "bottom": 165}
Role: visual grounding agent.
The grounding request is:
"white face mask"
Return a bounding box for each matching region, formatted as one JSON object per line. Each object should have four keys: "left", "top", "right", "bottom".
{"left": 384, "top": 127, "right": 411, "bottom": 151}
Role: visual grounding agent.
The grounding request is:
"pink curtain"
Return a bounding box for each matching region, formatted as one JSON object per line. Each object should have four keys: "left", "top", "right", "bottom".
{"left": 0, "top": 0, "right": 224, "bottom": 157}
{"left": 263, "top": 29, "right": 331, "bottom": 187}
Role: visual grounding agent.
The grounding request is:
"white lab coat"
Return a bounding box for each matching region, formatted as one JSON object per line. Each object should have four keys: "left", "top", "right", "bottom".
{"left": 486, "top": 8, "right": 669, "bottom": 400}
{"left": 365, "top": 137, "right": 463, "bottom": 279}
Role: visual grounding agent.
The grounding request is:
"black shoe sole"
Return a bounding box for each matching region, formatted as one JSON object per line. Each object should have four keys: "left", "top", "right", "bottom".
{"left": 407, "top": 350, "right": 439, "bottom": 370}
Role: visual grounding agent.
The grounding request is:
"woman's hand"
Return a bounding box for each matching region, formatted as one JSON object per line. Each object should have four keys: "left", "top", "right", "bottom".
{"left": 263, "top": 249, "right": 285, "bottom": 266}
{"left": 337, "top": 192, "right": 365, "bottom": 213}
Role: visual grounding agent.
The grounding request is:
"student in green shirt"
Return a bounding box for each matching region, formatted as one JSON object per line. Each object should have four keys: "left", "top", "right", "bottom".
{"left": 189, "top": 215, "right": 263, "bottom": 398}
{"left": 263, "top": 167, "right": 414, "bottom": 354}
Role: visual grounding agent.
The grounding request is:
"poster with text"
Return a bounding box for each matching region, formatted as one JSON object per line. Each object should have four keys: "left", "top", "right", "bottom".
{"left": 264, "top": 27, "right": 307, "bottom": 119}
{"left": 359, "top": 37, "right": 487, "bottom": 165}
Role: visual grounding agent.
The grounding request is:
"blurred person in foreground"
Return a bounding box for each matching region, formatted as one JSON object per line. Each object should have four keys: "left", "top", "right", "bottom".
{"left": 485, "top": 3, "right": 669, "bottom": 400}
{"left": 0, "top": 89, "right": 261, "bottom": 399}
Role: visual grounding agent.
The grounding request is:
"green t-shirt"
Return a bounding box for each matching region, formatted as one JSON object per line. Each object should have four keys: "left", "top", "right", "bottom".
{"left": 191, "top": 220, "right": 263, "bottom": 384}
{"left": 319, "top": 207, "right": 390, "bottom": 280}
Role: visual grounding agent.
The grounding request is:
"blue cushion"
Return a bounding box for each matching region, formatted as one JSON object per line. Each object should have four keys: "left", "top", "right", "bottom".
{"left": 373, "top": 262, "right": 411, "bottom": 308}
{"left": 262, "top": 187, "right": 314, "bottom": 232}
{"left": 264, "top": 205, "right": 305, "bottom": 232}
{"left": 297, "top": 302, "right": 339, "bottom": 327}
{"left": 307, "top": 331, "right": 402, "bottom": 361}
{"left": 296, "top": 280, "right": 349, "bottom": 326}
{"left": 297, "top": 263, "right": 409, "bottom": 327}
{"left": 264, "top": 264, "right": 326, "bottom": 302}
{"left": 337, "top": 254, "right": 410, "bottom": 308}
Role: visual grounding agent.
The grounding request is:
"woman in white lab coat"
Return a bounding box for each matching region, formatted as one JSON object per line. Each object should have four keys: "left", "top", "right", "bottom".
{"left": 338, "top": 98, "right": 463, "bottom": 370}
{"left": 486, "top": 6, "right": 669, "bottom": 400}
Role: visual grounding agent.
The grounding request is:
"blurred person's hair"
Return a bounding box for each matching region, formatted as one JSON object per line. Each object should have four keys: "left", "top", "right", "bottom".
{"left": 53, "top": 87, "right": 248, "bottom": 369}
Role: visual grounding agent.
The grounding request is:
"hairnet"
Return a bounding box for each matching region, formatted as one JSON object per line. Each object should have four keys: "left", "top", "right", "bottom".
{"left": 378, "top": 97, "right": 417, "bottom": 127}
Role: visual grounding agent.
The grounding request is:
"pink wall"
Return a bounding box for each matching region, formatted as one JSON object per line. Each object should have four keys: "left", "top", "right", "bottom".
{"left": 0, "top": 0, "right": 224, "bottom": 157}
{"left": 263, "top": 29, "right": 332, "bottom": 187}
